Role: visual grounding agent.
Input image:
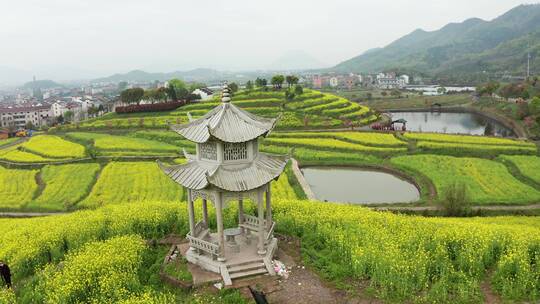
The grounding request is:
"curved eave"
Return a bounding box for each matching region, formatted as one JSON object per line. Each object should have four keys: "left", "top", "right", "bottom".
{"left": 158, "top": 154, "right": 289, "bottom": 193}
{"left": 157, "top": 160, "right": 211, "bottom": 190}
{"left": 207, "top": 154, "right": 289, "bottom": 192}
{"left": 171, "top": 103, "right": 280, "bottom": 144}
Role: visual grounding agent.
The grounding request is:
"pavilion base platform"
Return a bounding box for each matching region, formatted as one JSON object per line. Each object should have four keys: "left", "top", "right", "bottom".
{"left": 184, "top": 232, "right": 278, "bottom": 286}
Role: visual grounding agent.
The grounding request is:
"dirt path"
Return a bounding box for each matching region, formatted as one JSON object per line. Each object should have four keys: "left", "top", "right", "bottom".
{"left": 235, "top": 234, "right": 380, "bottom": 304}
{"left": 0, "top": 212, "right": 65, "bottom": 218}
{"left": 480, "top": 271, "right": 501, "bottom": 304}
{"left": 0, "top": 137, "right": 27, "bottom": 150}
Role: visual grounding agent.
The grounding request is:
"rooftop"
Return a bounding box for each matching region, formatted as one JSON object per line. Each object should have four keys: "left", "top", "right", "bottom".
{"left": 159, "top": 152, "right": 288, "bottom": 192}
{"left": 172, "top": 86, "right": 278, "bottom": 143}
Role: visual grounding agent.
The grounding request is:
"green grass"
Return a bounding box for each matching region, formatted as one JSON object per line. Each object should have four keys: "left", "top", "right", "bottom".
{"left": 360, "top": 93, "right": 472, "bottom": 110}
{"left": 403, "top": 132, "right": 533, "bottom": 146}
{"left": 271, "top": 131, "right": 406, "bottom": 147}
{"left": 0, "top": 137, "right": 19, "bottom": 148}
{"left": 499, "top": 155, "right": 540, "bottom": 184}
{"left": 27, "top": 163, "right": 101, "bottom": 211}
{"left": 391, "top": 154, "right": 540, "bottom": 205}
{"left": 265, "top": 137, "right": 406, "bottom": 154}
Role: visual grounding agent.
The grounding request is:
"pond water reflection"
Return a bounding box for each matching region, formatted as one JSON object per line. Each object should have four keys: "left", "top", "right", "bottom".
{"left": 302, "top": 167, "right": 420, "bottom": 204}
{"left": 389, "top": 111, "right": 515, "bottom": 137}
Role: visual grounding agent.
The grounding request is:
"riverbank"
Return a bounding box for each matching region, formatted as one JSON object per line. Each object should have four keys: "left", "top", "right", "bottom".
{"left": 384, "top": 106, "right": 527, "bottom": 138}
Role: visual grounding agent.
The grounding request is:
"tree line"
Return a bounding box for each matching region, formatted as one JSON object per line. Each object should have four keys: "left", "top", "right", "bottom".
{"left": 120, "top": 79, "right": 205, "bottom": 105}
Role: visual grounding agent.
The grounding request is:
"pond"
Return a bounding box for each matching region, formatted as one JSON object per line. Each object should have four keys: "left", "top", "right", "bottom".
{"left": 301, "top": 167, "right": 420, "bottom": 204}
{"left": 389, "top": 111, "right": 515, "bottom": 137}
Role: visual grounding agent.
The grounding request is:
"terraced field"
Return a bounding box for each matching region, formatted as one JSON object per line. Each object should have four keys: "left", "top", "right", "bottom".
{"left": 55, "top": 89, "right": 378, "bottom": 131}
{"left": 78, "top": 162, "right": 184, "bottom": 208}
{"left": 28, "top": 163, "right": 101, "bottom": 211}
{"left": 0, "top": 166, "right": 38, "bottom": 209}
{"left": 0, "top": 137, "right": 19, "bottom": 148}
{"left": 404, "top": 132, "right": 537, "bottom": 156}
{"left": 20, "top": 135, "right": 86, "bottom": 158}
{"left": 66, "top": 132, "right": 182, "bottom": 156}
{"left": 391, "top": 154, "right": 540, "bottom": 205}
{"left": 0, "top": 146, "right": 55, "bottom": 163}
{"left": 499, "top": 155, "right": 540, "bottom": 184}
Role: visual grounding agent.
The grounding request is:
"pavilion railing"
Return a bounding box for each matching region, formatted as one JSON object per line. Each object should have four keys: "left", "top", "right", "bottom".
{"left": 266, "top": 221, "right": 275, "bottom": 243}
{"left": 187, "top": 235, "right": 219, "bottom": 258}
{"left": 243, "top": 214, "right": 266, "bottom": 228}
{"left": 192, "top": 220, "right": 207, "bottom": 238}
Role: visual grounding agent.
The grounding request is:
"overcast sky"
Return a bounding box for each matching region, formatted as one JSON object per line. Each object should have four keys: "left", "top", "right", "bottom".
{"left": 0, "top": 0, "right": 534, "bottom": 79}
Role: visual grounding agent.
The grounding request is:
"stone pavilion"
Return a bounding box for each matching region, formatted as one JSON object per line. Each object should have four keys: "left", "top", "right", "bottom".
{"left": 159, "top": 84, "right": 288, "bottom": 285}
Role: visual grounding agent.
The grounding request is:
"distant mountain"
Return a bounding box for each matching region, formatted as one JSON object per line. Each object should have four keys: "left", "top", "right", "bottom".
{"left": 92, "top": 68, "right": 226, "bottom": 84}
{"left": 22, "top": 79, "right": 62, "bottom": 89}
{"left": 333, "top": 4, "right": 540, "bottom": 82}
{"left": 269, "top": 50, "right": 328, "bottom": 70}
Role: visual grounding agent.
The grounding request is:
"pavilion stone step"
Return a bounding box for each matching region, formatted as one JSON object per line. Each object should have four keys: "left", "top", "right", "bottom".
{"left": 227, "top": 261, "right": 266, "bottom": 273}
{"left": 226, "top": 259, "right": 268, "bottom": 280}
{"left": 229, "top": 268, "right": 268, "bottom": 279}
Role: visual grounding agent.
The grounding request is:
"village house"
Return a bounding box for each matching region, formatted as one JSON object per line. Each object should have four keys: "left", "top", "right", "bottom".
{"left": 192, "top": 87, "right": 214, "bottom": 100}
{"left": 0, "top": 103, "right": 53, "bottom": 128}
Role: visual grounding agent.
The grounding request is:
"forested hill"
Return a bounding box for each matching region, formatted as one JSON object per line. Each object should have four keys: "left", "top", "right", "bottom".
{"left": 333, "top": 4, "right": 540, "bottom": 82}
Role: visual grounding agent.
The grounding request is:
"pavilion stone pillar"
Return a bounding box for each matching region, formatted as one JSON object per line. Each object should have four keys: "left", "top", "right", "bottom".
{"left": 266, "top": 184, "right": 272, "bottom": 230}
{"left": 238, "top": 198, "right": 245, "bottom": 233}
{"left": 215, "top": 192, "right": 226, "bottom": 262}
{"left": 202, "top": 199, "right": 208, "bottom": 227}
{"left": 187, "top": 189, "right": 196, "bottom": 236}
{"left": 257, "top": 189, "right": 267, "bottom": 255}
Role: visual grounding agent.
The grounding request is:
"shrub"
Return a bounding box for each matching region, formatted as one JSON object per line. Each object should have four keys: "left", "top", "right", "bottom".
{"left": 440, "top": 182, "right": 470, "bottom": 216}
{"left": 115, "top": 101, "right": 185, "bottom": 114}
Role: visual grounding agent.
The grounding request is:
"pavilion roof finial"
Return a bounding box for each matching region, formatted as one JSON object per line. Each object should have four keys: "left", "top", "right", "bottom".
{"left": 221, "top": 82, "right": 231, "bottom": 103}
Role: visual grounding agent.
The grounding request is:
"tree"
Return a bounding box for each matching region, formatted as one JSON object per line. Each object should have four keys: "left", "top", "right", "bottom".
{"left": 56, "top": 115, "right": 64, "bottom": 124}
{"left": 285, "top": 75, "right": 299, "bottom": 88}
{"left": 120, "top": 88, "right": 144, "bottom": 105}
{"left": 294, "top": 85, "right": 304, "bottom": 95}
{"left": 143, "top": 89, "right": 156, "bottom": 104}
{"left": 168, "top": 78, "right": 189, "bottom": 101}
{"left": 155, "top": 87, "right": 168, "bottom": 103}
{"left": 441, "top": 182, "right": 470, "bottom": 217}
{"left": 366, "top": 92, "right": 373, "bottom": 100}
{"left": 476, "top": 81, "right": 500, "bottom": 96}
{"left": 64, "top": 111, "right": 74, "bottom": 123}
{"left": 255, "top": 78, "right": 267, "bottom": 89}
{"left": 246, "top": 80, "right": 253, "bottom": 91}
{"left": 390, "top": 89, "right": 401, "bottom": 97}
{"left": 381, "top": 91, "right": 388, "bottom": 97}
{"left": 188, "top": 82, "right": 206, "bottom": 92}
{"left": 25, "top": 121, "right": 35, "bottom": 130}
{"left": 271, "top": 75, "right": 285, "bottom": 89}
{"left": 529, "top": 97, "right": 540, "bottom": 115}
{"left": 166, "top": 86, "right": 177, "bottom": 102}
{"left": 229, "top": 82, "right": 239, "bottom": 93}
{"left": 285, "top": 90, "right": 295, "bottom": 102}
{"left": 437, "top": 87, "right": 447, "bottom": 95}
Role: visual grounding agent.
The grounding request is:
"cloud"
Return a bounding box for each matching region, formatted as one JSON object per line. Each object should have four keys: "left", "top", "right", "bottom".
{"left": 0, "top": 0, "right": 529, "bottom": 79}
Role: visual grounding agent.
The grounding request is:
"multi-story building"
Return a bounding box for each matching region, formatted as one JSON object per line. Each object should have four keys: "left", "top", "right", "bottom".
{"left": 376, "top": 73, "right": 410, "bottom": 89}
{"left": 0, "top": 104, "right": 52, "bottom": 128}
